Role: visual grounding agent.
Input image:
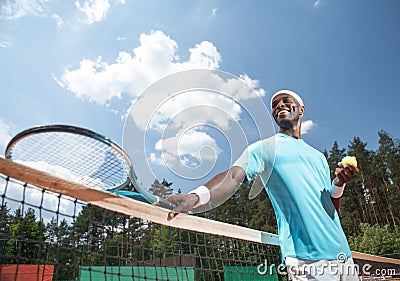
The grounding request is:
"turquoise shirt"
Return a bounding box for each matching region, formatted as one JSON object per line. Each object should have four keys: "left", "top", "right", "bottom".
{"left": 234, "top": 133, "right": 351, "bottom": 261}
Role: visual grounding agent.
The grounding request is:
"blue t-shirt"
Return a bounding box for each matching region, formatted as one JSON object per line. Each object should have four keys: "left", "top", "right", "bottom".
{"left": 234, "top": 133, "right": 351, "bottom": 261}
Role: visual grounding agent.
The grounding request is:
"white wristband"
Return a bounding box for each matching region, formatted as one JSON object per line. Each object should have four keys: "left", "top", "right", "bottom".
{"left": 330, "top": 183, "right": 346, "bottom": 198}
{"left": 189, "top": 185, "right": 211, "bottom": 208}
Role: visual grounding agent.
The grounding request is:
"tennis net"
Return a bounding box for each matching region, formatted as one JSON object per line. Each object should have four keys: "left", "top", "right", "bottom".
{"left": 0, "top": 157, "right": 282, "bottom": 281}
{"left": 1, "top": 157, "right": 399, "bottom": 281}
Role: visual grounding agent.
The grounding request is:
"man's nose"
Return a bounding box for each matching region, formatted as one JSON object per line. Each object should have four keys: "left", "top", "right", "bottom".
{"left": 274, "top": 100, "right": 285, "bottom": 109}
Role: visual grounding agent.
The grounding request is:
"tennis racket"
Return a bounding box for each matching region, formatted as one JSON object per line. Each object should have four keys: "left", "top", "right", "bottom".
{"left": 5, "top": 124, "right": 175, "bottom": 209}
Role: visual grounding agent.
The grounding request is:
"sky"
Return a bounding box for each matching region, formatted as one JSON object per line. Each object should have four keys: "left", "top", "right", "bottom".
{"left": 1, "top": 0, "right": 400, "bottom": 198}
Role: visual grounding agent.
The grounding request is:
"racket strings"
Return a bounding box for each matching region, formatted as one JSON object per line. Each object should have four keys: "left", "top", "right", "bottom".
{"left": 9, "top": 132, "right": 129, "bottom": 190}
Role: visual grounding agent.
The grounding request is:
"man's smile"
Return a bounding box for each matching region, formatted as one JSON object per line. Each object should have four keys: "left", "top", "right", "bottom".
{"left": 275, "top": 108, "right": 291, "bottom": 118}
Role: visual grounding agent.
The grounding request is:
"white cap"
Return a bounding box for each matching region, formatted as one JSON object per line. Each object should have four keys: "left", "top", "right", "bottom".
{"left": 271, "top": 90, "right": 304, "bottom": 108}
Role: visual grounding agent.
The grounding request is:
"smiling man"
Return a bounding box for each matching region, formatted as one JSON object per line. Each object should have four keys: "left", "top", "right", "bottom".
{"left": 166, "top": 89, "right": 359, "bottom": 280}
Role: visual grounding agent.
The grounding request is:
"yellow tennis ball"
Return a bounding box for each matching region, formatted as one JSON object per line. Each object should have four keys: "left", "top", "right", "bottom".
{"left": 341, "top": 156, "right": 357, "bottom": 169}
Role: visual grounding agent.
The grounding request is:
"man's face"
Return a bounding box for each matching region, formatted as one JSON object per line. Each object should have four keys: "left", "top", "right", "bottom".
{"left": 271, "top": 94, "right": 304, "bottom": 128}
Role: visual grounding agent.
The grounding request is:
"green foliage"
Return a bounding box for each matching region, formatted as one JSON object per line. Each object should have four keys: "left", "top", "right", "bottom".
{"left": 152, "top": 225, "right": 180, "bottom": 258}
{"left": 150, "top": 178, "right": 174, "bottom": 198}
{"left": 5, "top": 208, "right": 46, "bottom": 263}
{"left": 202, "top": 180, "right": 277, "bottom": 233}
{"left": 348, "top": 223, "right": 400, "bottom": 255}
{"left": 326, "top": 141, "right": 346, "bottom": 179}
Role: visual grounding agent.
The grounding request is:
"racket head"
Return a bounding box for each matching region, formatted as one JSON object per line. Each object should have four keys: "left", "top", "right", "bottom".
{"left": 5, "top": 124, "right": 131, "bottom": 192}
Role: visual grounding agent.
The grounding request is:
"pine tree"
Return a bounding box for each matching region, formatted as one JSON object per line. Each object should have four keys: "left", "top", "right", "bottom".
{"left": 340, "top": 137, "right": 372, "bottom": 234}
{"left": 326, "top": 141, "right": 346, "bottom": 179}
{"left": 0, "top": 203, "right": 12, "bottom": 260}
{"left": 374, "top": 131, "right": 400, "bottom": 227}
{"left": 5, "top": 208, "right": 46, "bottom": 264}
{"left": 149, "top": 178, "right": 174, "bottom": 198}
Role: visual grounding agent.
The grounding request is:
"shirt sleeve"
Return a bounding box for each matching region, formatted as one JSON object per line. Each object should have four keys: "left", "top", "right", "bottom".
{"left": 233, "top": 140, "right": 265, "bottom": 181}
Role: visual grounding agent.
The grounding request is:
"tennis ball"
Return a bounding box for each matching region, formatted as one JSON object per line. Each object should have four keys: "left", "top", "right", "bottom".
{"left": 341, "top": 156, "right": 357, "bottom": 169}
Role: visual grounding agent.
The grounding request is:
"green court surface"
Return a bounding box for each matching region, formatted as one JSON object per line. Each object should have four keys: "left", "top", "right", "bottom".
{"left": 79, "top": 266, "right": 195, "bottom": 281}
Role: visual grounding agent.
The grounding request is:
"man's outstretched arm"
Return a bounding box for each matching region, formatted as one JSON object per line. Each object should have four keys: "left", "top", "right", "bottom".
{"left": 166, "top": 166, "right": 246, "bottom": 219}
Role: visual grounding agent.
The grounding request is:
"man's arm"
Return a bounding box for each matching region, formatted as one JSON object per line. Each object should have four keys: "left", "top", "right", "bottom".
{"left": 331, "top": 197, "right": 341, "bottom": 214}
{"left": 166, "top": 166, "right": 246, "bottom": 219}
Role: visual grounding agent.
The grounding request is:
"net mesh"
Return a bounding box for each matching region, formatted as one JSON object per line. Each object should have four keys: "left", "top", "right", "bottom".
{"left": 0, "top": 159, "right": 283, "bottom": 281}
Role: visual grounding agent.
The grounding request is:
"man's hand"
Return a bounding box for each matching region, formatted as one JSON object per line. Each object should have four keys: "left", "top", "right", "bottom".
{"left": 165, "top": 193, "right": 200, "bottom": 220}
{"left": 331, "top": 159, "right": 359, "bottom": 213}
{"left": 334, "top": 160, "right": 359, "bottom": 186}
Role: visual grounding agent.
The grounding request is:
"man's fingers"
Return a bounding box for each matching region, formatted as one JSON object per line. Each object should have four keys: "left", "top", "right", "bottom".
{"left": 348, "top": 163, "right": 359, "bottom": 173}
{"left": 167, "top": 203, "right": 190, "bottom": 220}
{"left": 165, "top": 194, "right": 196, "bottom": 220}
{"left": 335, "top": 165, "right": 357, "bottom": 185}
{"left": 167, "top": 210, "right": 178, "bottom": 220}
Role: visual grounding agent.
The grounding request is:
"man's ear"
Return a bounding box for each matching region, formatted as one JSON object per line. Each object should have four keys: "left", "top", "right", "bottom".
{"left": 299, "top": 106, "right": 305, "bottom": 115}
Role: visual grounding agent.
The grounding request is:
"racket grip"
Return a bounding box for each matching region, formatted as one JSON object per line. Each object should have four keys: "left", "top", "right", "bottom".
{"left": 153, "top": 196, "right": 177, "bottom": 210}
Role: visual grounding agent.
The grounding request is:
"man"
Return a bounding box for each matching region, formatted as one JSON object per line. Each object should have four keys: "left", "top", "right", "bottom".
{"left": 166, "top": 90, "right": 359, "bottom": 280}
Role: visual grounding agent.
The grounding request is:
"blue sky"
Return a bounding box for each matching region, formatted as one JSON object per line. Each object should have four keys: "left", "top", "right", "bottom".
{"left": 1, "top": 0, "right": 400, "bottom": 195}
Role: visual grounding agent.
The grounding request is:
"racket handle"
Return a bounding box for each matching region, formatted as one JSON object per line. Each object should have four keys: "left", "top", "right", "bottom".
{"left": 153, "top": 196, "right": 177, "bottom": 210}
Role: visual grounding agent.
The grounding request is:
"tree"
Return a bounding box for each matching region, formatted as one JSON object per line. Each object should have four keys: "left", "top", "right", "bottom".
{"left": 72, "top": 204, "right": 128, "bottom": 266}
{"left": 149, "top": 179, "right": 174, "bottom": 198}
{"left": 340, "top": 137, "right": 372, "bottom": 235}
{"left": 45, "top": 217, "right": 79, "bottom": 280}
{"left": 5, "top": 208, "right": 46, "bottom": 264}
{"left": 326, "top": 141, "right": 346, "bottom": 179}
{"left": 348, "top": 223, "right": 400, "bottom": 255}
{"left": 0, "top": 203, "right": 12, "bottom": 261}
{"left": 152, "top": 225, "right": 180, "bottom": 259}
{"left": 374, "top": 131, "right": 400, "bottom": 227}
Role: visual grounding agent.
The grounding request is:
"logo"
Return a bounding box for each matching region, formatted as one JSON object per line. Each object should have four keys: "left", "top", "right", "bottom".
{"left": 336, "top": 252, "right": 348, "bottom": 263}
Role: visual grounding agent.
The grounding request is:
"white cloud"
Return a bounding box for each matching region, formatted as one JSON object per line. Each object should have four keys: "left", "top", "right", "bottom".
{"left": 75, "top": 0, "right": 111, "bottom": 25}
{"left": 51, "top": 13, "right": 63, "bottom": 28}
{"left": 58, "top": 30, "right": 268, "bottom": 173}
{"left": 178, "top": 130, "right": 222, "bottom": 160}
{"left": 0, "top": 0, "right": 122, "bottom": 26}
{"left": 184, "top": 41, "right": 221, "bottom": 69}
{"left": 14, "top": 158, "right": 106, "bottom": 189}
{"left": 56, "top": 30, "right": 222, "bottom": 106}
{"left": 152, "top": 129, "right": 221, "bottom": 167}
{"left": 218, "top": 73, "right": 265, "bottom": 100}
{"left": 148, "top": 90, "right": 242, "bottom": 132}
{"left": 128, "top": 69, "right": 267, "bottom": 138}
{"left": 149, "top": 152, "right": 164, "bottom": 166}
{"left": 313, "top": 0, "right": 321, "bottom": 8}
{"left": 17, "top": 160, "right": 81, "bottom": 182}
{"left": 0, "top": 0, "right": 48, "bottom": 20}
{"left": 0, "top": 40, "right": 13, "bottom": 49}
{"left": 0, "top": 119, "right": 12, "bottom": 150}
{"left": 301, "top": 120, "right": 316, "bottom": 135}
{"left": 212, "top": 8, "right": 217, "bottom": 16}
